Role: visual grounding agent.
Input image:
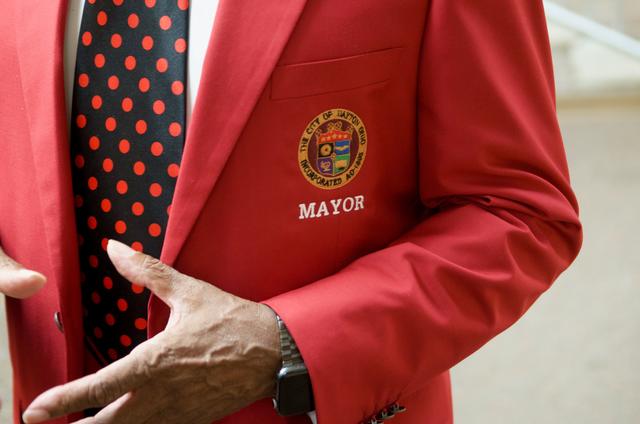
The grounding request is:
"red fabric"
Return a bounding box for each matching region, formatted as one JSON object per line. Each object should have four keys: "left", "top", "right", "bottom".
{"left": 0, "top": 0, "right": 581, "bottom": 423}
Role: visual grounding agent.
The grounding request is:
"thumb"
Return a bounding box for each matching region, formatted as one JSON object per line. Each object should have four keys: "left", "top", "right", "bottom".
{"left": 0, "top": 246, "right": 46, "bottom": 299}
{"left": 106, "top": 239, "right": 185, "bottom": 308}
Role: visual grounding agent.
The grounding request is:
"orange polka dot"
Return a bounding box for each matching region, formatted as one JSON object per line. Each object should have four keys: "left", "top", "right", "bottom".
{"left": 74, "top": 154, "right": 85, "bottom": 168}
{"left": 88, "top": 177, "right": 98, "bottom": 190}
{"left": 94, "top": 53, "right": 106, "bottom": 68}
{"left": 108, "top": 75, "right": 120, "bottom": 90}
{"left": 125, "top": 55, "right": 137, "bottom": 70}
{"left": 166, "top": 204, "right": 172, "bottom": 215}
{"left": 89, "top": 135, "right": 100, "bottom": 150}
{"left": 174, "top": 38, "right": 187, "bottom": 53}
{"left": 117, "top": 298, "right": 128, "bottom": 312}
{"left": 94, "top": 327, "right": 103, "bottom": 339}
{"left": 177, "top": 0, "right": 189, "bottom": 11}
{"left": 171, "top": 80, "right": 184, "bottom": 95}
{"left": 120, "top": 335, "right": 132, "bottom": 347}
{"left": 91, "top": 291, "right": 100, "bottom": 303}
{"left": 131, "top": 202, "right": 145, "bottom": 216}
{"left": 91, "top": 95, "right": 102, "bottom": 109}
{"left": 105, "top": 313, "right": 116, "bottom": 326}
{"left": 108, "top": 349, "right": 118, "bottom": 360}
{"left": 149, "top": 183, "right": 162, "bottom": 197}
{"left": 131, "top": 283, "right": 144, "bottom": 294}
{"left": 97, "top": 11, "right": 108, "bottom": 26}
{"left": 111, "top": 33, "right": 122, "bottom": 48}
{"left": 156, "top": 58, "right": 168, "bottom": 73}
{"left": 151, "top": 141, "right": 163, "bottom": 156}
{"left": 78, "top": 73, "right": 90, "bottom": 88}
{"left": 142, "top": 36, "right": 154, "bottom": 50}
{"left": 138, "top": 77, "right": 150, "bottom": 92}
{"left": 101, "top": 198, "right": 112, "bottom": 212}
{"left": 131, "top": 241, "right": 143, "bottom": 252}
{"left": 76, "top": 114, "right": 87, "bottom": 128}
{"left": 87, "top": 216, "right": 97, "bottom": 229}
{"left": 133, "top": 161, "right": 146, "bottom": 175}
{"left": 102, "top": 158, "right": 114, "bottom": 172}
{"left": 128, "top": 13, "right": 139, "bottom": 28}
{"left": 159, "top": 15, "right": 172, "bottom": 30}
{"left": 113, "top": 0, "right": 124, "bottom": 5}
{"left": 89, "top": 255, "right": 99, "bottom": 268}
{"left": 105, "top": 116, "right": 117, "bottom": 131}
{"left": 103, "top": 276, "right": 113, "bottom": 289}
{"left": 145, "top": 0, "right": 156, "bottom": 6}
{"left": 115, "top": 220, "right": 127, "bottom": 234}
{"left": 153, "top": 100, "right": 165, "bottom": 114}
{"left": 116, "top": 179, "right": 128, "bottom": 194}
{"left": 82, "top": 31, "right": 92, "bottom": 46}
{"left": 135, "top": 119, "right": 147, "bottom": 134}
{"left": 101, "top": 238, "right": 109, "bottom": 251}
{"left": 119, "top": 139, "right": 130, "bottom": 153}
{"left": 148, "top": 223, "right": 162, "bottom": 237}
{"left": 135, "top": 318, "right": 147, "bottom": 330}
{"left": 121, "top": 97, "right": 133, "bottom": 112}
{"left": 168, "top": 122, "right": 182, "bottom": 137}
{"left": 167, "top": 163, "right": 180, "bottom": 178}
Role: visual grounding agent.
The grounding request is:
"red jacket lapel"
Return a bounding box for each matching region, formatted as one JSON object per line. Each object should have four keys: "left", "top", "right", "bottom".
{"left": 14, "top": 0, "right": 86, "bottom": 385}
{"left": 160, "top": 0, "right": 309, "bottom": 267}
{"left": 15, "top": 0, "right": 82, "bottom": 307}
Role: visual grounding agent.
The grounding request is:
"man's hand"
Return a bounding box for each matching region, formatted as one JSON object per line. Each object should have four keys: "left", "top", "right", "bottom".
{"left": 0, "top": 245, "right": 46, "bottom": 299}
{"left": 22, "top": 239, "right": 282, "bottom": 424}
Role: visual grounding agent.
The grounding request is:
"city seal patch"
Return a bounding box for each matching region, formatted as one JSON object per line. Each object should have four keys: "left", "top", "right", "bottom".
{"left": 298, "top": 108, "right": 367, "bottom": 190}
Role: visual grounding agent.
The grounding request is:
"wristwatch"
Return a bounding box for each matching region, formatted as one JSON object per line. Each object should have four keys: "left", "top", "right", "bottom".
{"left": 273, "top": 314, "right": 315, "bottom": 416}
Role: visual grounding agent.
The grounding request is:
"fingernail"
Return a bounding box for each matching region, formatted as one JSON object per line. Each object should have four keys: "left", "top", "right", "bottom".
{"left": 17, "top": 269, "right": 46, "bottom": 282}
{"left": 107, "top": 239, "right": 136, "bottom": 258}
{"left": 22, "top": 409, "right": 50, "bottom": 423}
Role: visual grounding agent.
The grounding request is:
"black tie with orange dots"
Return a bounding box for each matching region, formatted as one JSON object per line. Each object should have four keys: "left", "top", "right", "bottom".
{"left": 70, "top": 0, "right": 189, "bottom": 365}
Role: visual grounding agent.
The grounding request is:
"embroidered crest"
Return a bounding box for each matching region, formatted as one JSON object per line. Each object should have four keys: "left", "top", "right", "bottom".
{"left": 298, "top": 108, "right": 367, "bottom": 190}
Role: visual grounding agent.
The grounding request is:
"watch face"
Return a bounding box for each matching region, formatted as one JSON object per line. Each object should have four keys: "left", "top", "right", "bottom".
{"left": 276, "top": 368, "right": 314, "bottom": 416}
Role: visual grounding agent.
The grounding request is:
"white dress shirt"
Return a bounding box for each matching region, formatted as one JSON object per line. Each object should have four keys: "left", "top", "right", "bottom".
{"left": 63, "top": 2, "right": 317, "bottom": 423}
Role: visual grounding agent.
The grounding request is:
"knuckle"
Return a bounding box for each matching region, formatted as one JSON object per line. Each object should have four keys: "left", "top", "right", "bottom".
{"left": 139, "top": 255, "right": 170, "bottom": 280}
{"left": 52, "top": 392, "right": 72, "bottom": 416}
{"left": 88, "top": 375, "right": 120, "bottom": 406}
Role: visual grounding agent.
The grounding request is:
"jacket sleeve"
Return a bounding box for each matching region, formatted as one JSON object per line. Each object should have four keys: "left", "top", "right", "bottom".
{"left": 262, "top": 1, "right": 583, "bottom": 423}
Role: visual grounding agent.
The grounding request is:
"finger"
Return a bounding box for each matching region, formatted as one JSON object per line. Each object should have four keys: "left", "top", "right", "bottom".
{"left": 93, "top": 390, "right": 154, "bottom": 424}
{"left": 106, "top": 239, "right": 191, "bottom": 307}
{"left": 71, "top": 391, "right": 152, "bottom": 424}
{"left": 0, "top": 246, "right": 46, "bottom": 299}
{"left": 22, "top": 348, "right": 149, "bottom": 423}
{"left": 68, "top": 393, "right": 130, "bottom": 424}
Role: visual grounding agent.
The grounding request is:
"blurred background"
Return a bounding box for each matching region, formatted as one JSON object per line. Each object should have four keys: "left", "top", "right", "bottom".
{"left": 1, "top": 1, "right": 639, "bottom": 422}
{"left": 453, "top": 1, "right": 640, "bottom": 423}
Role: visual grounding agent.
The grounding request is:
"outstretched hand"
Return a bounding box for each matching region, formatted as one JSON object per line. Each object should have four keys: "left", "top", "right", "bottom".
{"left": 23, "top": 239, "right": 281, "bottom": 424}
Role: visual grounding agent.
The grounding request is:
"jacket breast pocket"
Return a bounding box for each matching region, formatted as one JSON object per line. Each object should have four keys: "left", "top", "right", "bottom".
{"left": 270, "top": 46, "right": 405, "bottom": 100}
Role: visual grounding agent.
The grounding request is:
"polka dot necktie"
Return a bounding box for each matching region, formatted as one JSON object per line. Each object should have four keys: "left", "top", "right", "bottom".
{"left": 70, "top": 0, "right": 190, "bottom": 364}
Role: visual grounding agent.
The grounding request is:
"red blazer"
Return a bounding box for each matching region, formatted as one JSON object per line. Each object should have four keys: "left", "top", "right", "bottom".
{"left": 0, "top": 0, "right": 582, "bottom": 423}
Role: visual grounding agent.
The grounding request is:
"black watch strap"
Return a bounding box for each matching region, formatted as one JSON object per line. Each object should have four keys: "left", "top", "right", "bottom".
{"left": 276, "top": 314, "right": 303, "bottom": 367}
{"left": 273, "top": 314, "right": 315, "bottom": 416}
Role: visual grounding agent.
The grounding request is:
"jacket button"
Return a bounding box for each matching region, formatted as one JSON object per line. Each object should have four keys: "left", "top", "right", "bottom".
{"left": 54, "top": 312, "right": 64, "bottom": 333}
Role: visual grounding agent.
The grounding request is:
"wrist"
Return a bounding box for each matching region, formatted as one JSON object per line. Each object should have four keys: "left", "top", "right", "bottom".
{"left": 255, "top": 303, "right": 282, "bottom": 399}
